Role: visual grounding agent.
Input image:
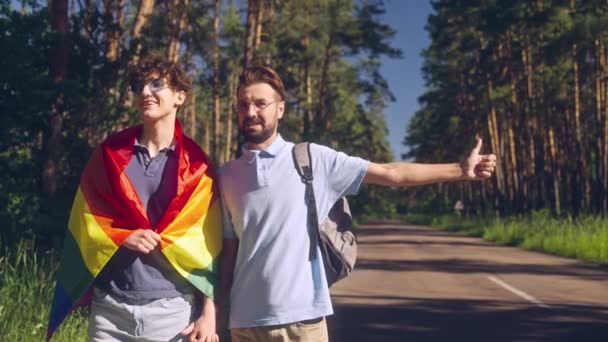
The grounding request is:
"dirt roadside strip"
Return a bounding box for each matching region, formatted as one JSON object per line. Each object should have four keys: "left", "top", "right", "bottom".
{"left": 327, "top": 221, "right": 608, "bottom": 342}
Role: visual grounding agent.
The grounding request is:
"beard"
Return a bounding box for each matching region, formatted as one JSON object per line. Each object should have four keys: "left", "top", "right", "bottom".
{"left": 240, "top": 117, "right": 278, "bottom": 144}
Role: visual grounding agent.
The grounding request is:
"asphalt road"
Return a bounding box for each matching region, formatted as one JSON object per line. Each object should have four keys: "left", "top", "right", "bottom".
{"left": 327, "top": 222, "right": 608, "bottom": 342}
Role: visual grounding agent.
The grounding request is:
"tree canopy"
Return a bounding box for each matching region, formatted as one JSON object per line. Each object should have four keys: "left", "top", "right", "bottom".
{"left": 0, "top": 0, "right": 402, "bottom": 248}
{"left": 408, "top": 0, "right": 608, "bottom": 218}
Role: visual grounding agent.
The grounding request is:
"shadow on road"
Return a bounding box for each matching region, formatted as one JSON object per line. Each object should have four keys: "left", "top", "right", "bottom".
{"left": 327, "top": 296, "right": 608, "bottom": 342}
{"left": 355, "top": 258, "right": 608, "bottom": 281}
{"left": 357, "top": 226, "right": 463, "bottom": 238}
{"left": 355, "top": 225, "right": 608, "bottom": 282}
{"left": 359, "top": 239, "right": 491, "bottom": 247}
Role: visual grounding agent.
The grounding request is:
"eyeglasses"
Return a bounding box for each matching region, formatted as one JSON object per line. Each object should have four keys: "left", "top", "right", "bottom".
{"left": 234, "top": 99, "right": 282, "bottom": 113}
{"left": 129, "top": 77, "right": 169, "bottom": 94}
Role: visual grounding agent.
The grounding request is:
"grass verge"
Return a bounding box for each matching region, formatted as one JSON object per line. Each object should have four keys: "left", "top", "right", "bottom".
{"left": 0, "top": 239, "right": 87, "bottom": 341}
{"left": 404, "top": 210, "right": 608, "bottom": 265}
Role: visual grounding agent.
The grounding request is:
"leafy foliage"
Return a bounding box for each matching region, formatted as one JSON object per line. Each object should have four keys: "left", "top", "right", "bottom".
{"left": 407, "top": 0, "right": 608, "bottom": 217}
{"left": 0, "top": 0, "right": 402, "bottom": 249}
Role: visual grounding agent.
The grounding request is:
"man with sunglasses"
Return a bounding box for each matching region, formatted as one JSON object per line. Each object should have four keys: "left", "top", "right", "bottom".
{"left": 48, "top": 55, "right": 221, "bottom": 342}
{"left": 218, "top": 66, "right": 497, "bottom": 342}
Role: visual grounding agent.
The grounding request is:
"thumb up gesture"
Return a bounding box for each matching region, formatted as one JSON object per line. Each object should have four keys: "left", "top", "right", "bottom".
{"left": 462, "top": 137, "right": 497, "bottom": 180}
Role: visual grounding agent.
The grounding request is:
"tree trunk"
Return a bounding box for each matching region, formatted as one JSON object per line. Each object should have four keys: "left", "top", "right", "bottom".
{"left": 224, "top": 74, "right": 237, "bottom": 163}
{"left": 593, "top": 40, "right": 602, "bottom": 214}
{"left": 167, "top": 0, "right": 189, "bottom": 63}
{"left": 204, "top": 120, "right": 210, "bottom": 155}
{"left": 264, "top": 0, "right": 274, "bottom": 65}
{"left": 506, "top": 31, "right": 519, "bottom": 209}
{"left": 188, "top": 90, "right": 196, "bottom": 139}
{"left": 317, "top": 32, "right": 334, "bottom": 133}
{"left": 212, "top": 0, "right": 221, "bottom": 163}
{"left": 571, "top": 43, "right": 587, "bottom": 215}
{"left": 547, "top": 113, "right": 561, "bottom": 216}
{"left": 244, "top": 0, "right": 262, "bottom": 67}
{"left": 600, "top": 40, "right": 608, "bottom": 216}
{"left": 254, "top": 0, "right": 263, "bottom": 49}
{"left": 305, "top": 62, "right": 313, "bottom": 137}
{"left": 593, "top": 39, "right": 608, "bottom": 216}
{"left": 121, "top": 0, "right": 155, "bottom": 116}
{"left": 82, "top": 0, "right": 95, "bottom": 40}
{"left": 104, "top": 0, "right": 124, "bottom": 104}
{"left": 522, "top": 36, "right": 537, "bottom": 211}
{"left": 103, "top": 0, "right": 123, "bottom": 62}
{"left": 130, "top": 0, "right": 155, "bottom": 65}
{"left": 42, "top": 0, "right": 69, "bottom": 197}
{"left": 301, "top": 33, "right": 312, "bottom": 139}
{"left": 486, "top": 77, "right": 504, "bottom": 212}
{"left": 116, "top": 0, "right": 125, "bottom": 56}
{"left": 182, "top": 36, "right": 196, "bottom": 139}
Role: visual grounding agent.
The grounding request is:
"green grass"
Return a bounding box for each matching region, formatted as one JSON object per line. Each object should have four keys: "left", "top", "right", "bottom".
{"left": 404, "top": 210, "right": 608, "bottom": 264}
{"left": 0, "top": 239, "right": 232, "bottom": 341}
{"left": 0, "top": 239, "right": 87, "bottom": 341}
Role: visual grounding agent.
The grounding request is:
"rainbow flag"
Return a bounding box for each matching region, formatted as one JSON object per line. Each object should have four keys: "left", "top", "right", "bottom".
{"left": 46, "top": 121, "right": 222, "bottom": 341}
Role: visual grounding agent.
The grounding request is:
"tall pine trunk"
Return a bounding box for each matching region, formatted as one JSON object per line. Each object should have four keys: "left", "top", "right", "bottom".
{"left": 224, "top": 74, "right": 237, "bottom": 163}
{"left": 485, "top": 76, "right": 504, "bottom": 214}
{"left": 570, "top": 43, "right": 582, "bottom": 216}
{"left": 317, "top": 33, "right": 334, "bottom": 133}
{"left": 103, "top": 0, "right": 123, "bottom": 62}
{"left": 42, "top": 0, "right": 69, "bottom": 197}
{"left": 244, "top": 0, "right": 262, "bottom": 67}
{"left": 212, "top": 0, "right": 221, "bottom": 163}
{"left": 522, "top": 36, "right": 537, "bottom": 211}
{"left": 599, "top": 40, "right": 608, "bottom": 216}
{"left": 121, "top": 0, "right": 155, "bottom": 110}
{"left": 547, "top": 107, "right": 561, "bottom": 216}
{"left": 183, "top": 37, "right": 196, "bottom": 140}
{"left": 168, "top": 0, "right": 189, "bottom": 63}
{"left": 129, "top": 0, "right": 155, "bottom": 65}
{"left": 302, "top": 35, "right": 312, "bottom": 139}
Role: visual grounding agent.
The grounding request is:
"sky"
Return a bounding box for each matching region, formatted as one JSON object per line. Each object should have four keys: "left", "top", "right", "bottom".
{"left": 380, "top": 0, "right": 433, "bottom": 161}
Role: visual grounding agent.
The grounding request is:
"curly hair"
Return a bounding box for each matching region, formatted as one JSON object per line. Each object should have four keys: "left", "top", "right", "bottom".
{"left": 237, "top": 66, "right": 286, "bottom": 101}
{"left": 128, "top": 54, "right": 192, "bottom": 93}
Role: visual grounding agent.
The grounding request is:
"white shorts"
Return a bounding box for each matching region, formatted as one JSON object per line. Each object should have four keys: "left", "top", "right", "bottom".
{"left": 88, "top": 287, "right": 196, "bottom": 342}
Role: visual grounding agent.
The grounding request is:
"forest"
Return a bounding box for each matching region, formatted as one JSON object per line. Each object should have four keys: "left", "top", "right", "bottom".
{"left": 410, "top": 0, "right": 608, "bottom": 219}
{"left": 3, "top": 0, "right": 608, "bottom": 251}
{"left": 1, "top": 0, "right": 403, "bottom": 249}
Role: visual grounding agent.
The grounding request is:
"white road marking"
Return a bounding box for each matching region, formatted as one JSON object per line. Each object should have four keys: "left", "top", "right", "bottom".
{"left": 487, "top": 275, "right": 551, "bottom": 308}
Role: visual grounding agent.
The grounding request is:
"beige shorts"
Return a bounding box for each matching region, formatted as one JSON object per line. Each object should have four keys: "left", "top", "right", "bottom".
{"left": 231, "top": 317, "right": 328, "bottom": 342}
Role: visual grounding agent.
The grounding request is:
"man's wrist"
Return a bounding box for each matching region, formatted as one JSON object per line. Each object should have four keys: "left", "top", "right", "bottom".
{"left": 202, "top": 296, "right": 216, "bottom": 315}
{"left": 456, "top": 161, "right": 466, "bottom": 180}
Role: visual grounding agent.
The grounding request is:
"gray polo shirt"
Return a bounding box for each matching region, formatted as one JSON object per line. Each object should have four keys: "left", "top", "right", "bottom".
{"left": 95, "top": 140, "right": 194, "bottom": 303}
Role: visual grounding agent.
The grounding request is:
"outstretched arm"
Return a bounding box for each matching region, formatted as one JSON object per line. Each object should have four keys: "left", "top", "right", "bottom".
{"left": 363, "top": 138, "right": 496, "bottom": 187}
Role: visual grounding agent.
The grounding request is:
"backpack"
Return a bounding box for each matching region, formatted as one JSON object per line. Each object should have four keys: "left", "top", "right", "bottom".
{"left": 292, "top": 142, "right": 357, "bottom": 287}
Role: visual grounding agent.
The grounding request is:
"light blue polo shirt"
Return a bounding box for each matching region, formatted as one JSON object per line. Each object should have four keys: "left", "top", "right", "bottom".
{"left": 219, "top": 135, "right": 369, "bottom": 328}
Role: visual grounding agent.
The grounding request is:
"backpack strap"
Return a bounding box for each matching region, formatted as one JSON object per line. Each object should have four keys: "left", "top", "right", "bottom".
{"left": 292, "top": 143, "right": 319, "bottom": 261}
{"left": 292, "top": 143, "right": 313, "bottom": 182}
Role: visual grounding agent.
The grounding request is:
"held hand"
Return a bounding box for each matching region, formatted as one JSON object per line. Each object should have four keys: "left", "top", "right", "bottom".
{"left": 122, "top": 229, "right": 161, "bottom": 254}
{"left": 462, "top": 137, "right": 497, "bottom": 180}
{"left": 180, "top": 312, "right": 219, "bottom": 342}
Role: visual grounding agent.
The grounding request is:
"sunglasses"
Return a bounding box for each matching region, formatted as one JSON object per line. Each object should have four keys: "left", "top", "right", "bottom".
{"left": 129, "top": 77, "right": 169, "bottom": 93}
